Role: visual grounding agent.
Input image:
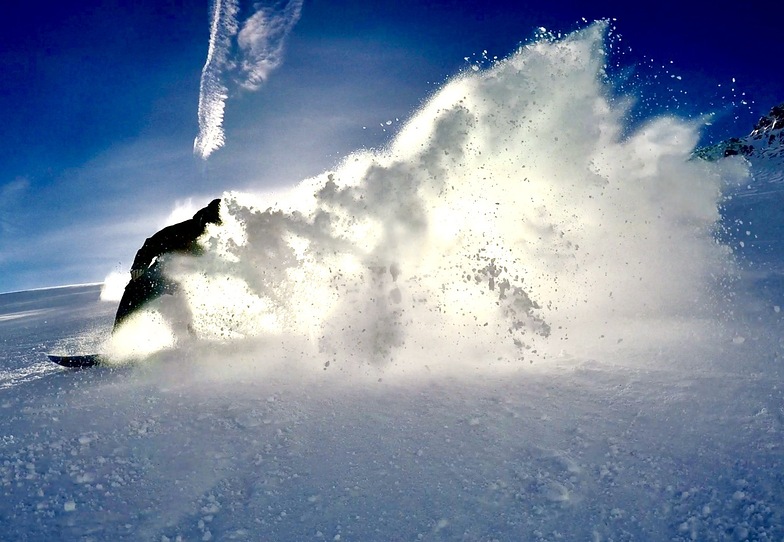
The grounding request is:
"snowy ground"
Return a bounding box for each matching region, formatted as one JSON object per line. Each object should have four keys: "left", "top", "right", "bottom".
{"left": 1, "top": 280, "right": 782, "bottom": 541}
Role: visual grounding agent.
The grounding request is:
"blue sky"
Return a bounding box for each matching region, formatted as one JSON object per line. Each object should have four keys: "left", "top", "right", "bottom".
{"left": 1, "top": 0, "right": 782, "bottom": 293}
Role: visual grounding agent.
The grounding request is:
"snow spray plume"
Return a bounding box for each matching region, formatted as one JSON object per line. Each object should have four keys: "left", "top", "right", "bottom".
{"left": 129, "top": 22, "right": 743, "bottom": 375}
{"left": 194, "top": 0, "right": 303, "bottom": 159}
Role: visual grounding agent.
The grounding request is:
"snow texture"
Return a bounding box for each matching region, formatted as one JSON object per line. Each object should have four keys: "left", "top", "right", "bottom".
{"left": 2, "top": 22, "right": 783, "bottom": 541}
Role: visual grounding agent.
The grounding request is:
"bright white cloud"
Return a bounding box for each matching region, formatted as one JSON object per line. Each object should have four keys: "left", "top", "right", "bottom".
{"left": 194, "top": 0, "right": 304, "bottom": 160}
{"left": 237, "top": 0, "right": 303, "bottom": 91}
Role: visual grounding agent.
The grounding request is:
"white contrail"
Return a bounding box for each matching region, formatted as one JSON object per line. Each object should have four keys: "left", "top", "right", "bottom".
{"left": 194, "top": 0, "right": 303, "bottom": 160}
{"left": 194, "top": 0, "right": 239, "bottom": 160}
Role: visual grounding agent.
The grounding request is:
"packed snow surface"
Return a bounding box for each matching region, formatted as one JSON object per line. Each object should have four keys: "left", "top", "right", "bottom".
{"left": 1, "top": 22, "right": 783, "bottom": 540}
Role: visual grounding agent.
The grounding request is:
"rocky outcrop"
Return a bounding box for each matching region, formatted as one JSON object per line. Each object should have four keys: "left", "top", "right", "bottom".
{"left": 695, "top": 102, "right": 784, "bottom": 161}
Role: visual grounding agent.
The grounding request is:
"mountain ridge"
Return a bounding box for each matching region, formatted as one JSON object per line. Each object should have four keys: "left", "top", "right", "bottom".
{"left": 696, "top": 102, "right": 784, "bottom": 161}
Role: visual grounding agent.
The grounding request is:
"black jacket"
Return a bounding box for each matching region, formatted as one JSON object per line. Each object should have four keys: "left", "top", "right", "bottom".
{"left": 131, "top": 198, "right": 222, "bottom": 271}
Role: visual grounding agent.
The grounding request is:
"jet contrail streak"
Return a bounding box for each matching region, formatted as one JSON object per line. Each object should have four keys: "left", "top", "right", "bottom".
{"left": 194, "top": 0, "right": 239, "bottom": 160}
{"left": 194, "top": 0, "right": 303, "bottom": 160}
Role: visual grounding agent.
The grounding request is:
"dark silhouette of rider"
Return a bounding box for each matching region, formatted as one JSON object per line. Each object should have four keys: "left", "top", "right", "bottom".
{"left": 114, "top": 198, "right": 222, "bottom": 329}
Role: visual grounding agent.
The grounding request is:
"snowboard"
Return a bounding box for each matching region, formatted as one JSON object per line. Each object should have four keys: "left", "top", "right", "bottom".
{"left": 47, "top": 353, "right": 103, "bottom": 368}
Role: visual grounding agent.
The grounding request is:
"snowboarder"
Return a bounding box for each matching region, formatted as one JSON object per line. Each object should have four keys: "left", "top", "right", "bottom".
{"left": 113, "top": 198, "right": 222, "bottom": 329}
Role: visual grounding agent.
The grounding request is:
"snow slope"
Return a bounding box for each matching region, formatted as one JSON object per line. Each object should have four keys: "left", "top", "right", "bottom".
{"left": 1, "top": 284, "right": 782, "bottom": 541}
{"left": 1, "top": 22, "right": 783, "bottom": 541}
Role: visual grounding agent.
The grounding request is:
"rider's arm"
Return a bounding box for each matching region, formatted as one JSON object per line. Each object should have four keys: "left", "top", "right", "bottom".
{"left": 129, "top": 220, "right": 201, "bottom": 280}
